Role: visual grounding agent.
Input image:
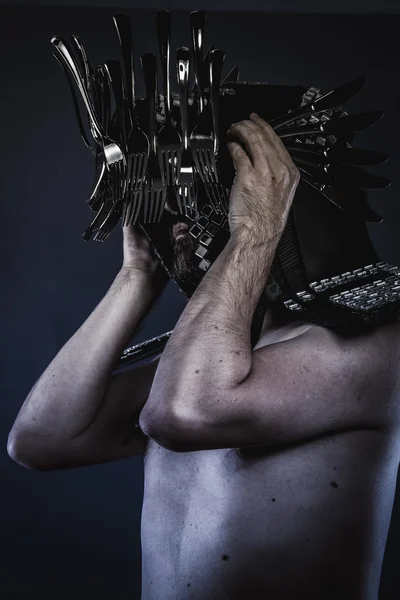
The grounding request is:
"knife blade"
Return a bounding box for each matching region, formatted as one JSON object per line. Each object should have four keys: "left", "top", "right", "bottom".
{"left": 51, "top": 36, "right": 108, "bottom": 147}
{"left": 190, "top": 10, "right": 206, "bottom": 114}
{"left": 209, "top": 49, "right": 225, "bottom": 154}
{"left": 277, "top": 111, "right": 384, "bottom": 138}
{"left": 140, "top": 52, "right": 158, "bottom": 154}
{"left": 104, "top": 59, "right": 127, "bottom": 149}
{"left": 285, "top": 144, "right": 389, "bottom": 167}
{"left": 113, "top": 13, "right": 136, "bottom": 132}
{"left": 328, "top": 163, "right": 391, "bottom": 189}
{"left": 199, "top": 44, "right": 215, "bottom": 93}
{"left": 156, "top": 9, "right": 172, "bottom": 122}
{"left": 52, "top": 51, "right": 95, "bottom": 154}
{"left": 295, "top": 161, "right": 390, "bottom": 190}
{"left": 176, "top": 47, "right": 192, "bottom": 150}
{"left": 222, "top": 65, "right": 239, "bottom": 86}
{"left": 299, "top": 173, "right": 383, "bottom": 223}
{"left": 270, "top": 76, "right": 367, "bottom": 130}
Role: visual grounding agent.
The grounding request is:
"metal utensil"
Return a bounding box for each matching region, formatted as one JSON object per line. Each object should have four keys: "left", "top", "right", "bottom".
{"left": 113, "top": 13, "right": 135, "bottom": 132}
{"left": 103, "top": 60, "right": 130, "bottom": 219}
{"left": 190, "top": 48, "right": 227, "bottom": 214}
{"left": 113, "top": 13, "right": 150, "bottom": 225}
{"left": 325, "top": 146, "right": 389, "bottom": 166}
{"left": 300, "top": 173, "right": 383, "bottom": 223}
{"left": 222, "top": 65, "right": 239, "bottom": 86}
{"left": 277, "top": 111, "right": 384, "bottom": 138}
{"left": 284, "top": 144, "right": 390, "bottom": 167}
{"left": 52, "top": 51, "right": 95, "bottom": 154}
{"left": 70, "top": 35, "right": 104, "bottom": 146}
{"left": 51, "top": 37, "right": 125, "bottom": 167}
{"left": 190, "top": 10, "right": 206, "bottom": 114}
{"left": 297, "top": 161, "right": 391, "bottom": 190}
{"left": 156, "top": 9, "right": 182, "bottom": 187}
{"left": 104, "top": 60, "right": 128, "bottom": 145}
{"left": 209, "top": 49, "right": 225, "bottom": 154}
{"left": 270, "top": 76, "right": 367, "bottom": 130}
{"left": 176, "top": 46, "right": 196, "bottom": 216}
{"left": 140, "top": 52, "right": 167, "bottom": 223}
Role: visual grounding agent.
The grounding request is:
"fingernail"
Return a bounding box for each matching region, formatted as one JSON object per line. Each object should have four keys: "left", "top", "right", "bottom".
{"left": 250, "top": 112, "right": 259, "bottom": 119}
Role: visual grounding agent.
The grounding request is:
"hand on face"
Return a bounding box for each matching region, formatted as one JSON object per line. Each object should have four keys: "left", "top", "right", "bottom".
{"left": 226, "top": 113, "right": 300, "bottom": 238}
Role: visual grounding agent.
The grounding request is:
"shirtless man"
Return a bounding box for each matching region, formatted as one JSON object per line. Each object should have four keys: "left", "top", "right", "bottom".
{"left": 7, "top": 114, "right": 400, "bottom": 600}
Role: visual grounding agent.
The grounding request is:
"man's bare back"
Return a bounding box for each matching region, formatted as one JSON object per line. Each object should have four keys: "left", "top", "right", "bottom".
{"left": 140, "top": 320, "right": 400, "bottom": 600}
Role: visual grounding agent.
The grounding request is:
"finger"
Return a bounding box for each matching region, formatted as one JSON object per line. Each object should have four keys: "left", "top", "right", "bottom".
{"left": 249, "top": 112, "right": 296, "bottom": 165}
{"left": 227, "top": 120, "right": 269, "bottom": 169}
{"left": 227, "top": 141, "right": 252, "bottom": 171}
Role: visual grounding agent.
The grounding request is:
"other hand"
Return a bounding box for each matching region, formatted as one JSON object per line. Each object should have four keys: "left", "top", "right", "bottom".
{"left": 226, "top": 113, "right": 300, "bottom": 238}
{"left": 122, "top": 223, "right": 162, "bottom": 274}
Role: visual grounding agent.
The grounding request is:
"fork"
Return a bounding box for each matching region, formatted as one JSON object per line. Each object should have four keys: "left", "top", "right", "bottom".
{"left": 140, "top": 52, "right": 167, "bottom": 223}
{"left": 58, "top": 37, "right": 118, "bottom": 213}
{"left": 103, "top": 59, "right": 132, "bottom": 220}
{"left": 113, "top": 13, "right": 150, "bottom": 225}
{"left": 51, "top": 38, "right": 125, "bottom": 169}
{"left": 190, "top": 48, "right": 227, "bottom": 214}
{"left": 155, "top": 10, "right": 182, "bottom": 188}
{"left": 176, "top": 46, "right": 196, "bottom": 216}
{"left": 86, "top": 61, "right": 128, "bottom": 237}
{"left": 52, "top": 37, "right": 127, "bottom": 243}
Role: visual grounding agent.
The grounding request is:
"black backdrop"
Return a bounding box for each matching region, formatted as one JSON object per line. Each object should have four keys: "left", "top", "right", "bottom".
{"left": 1, "top": 5, "right": 400, "bottom": 599}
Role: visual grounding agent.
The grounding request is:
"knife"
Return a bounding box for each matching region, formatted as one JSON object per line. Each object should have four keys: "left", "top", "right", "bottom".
{"left": 269, "top": 76, "right": 367, "bottom": 130}
{"left": 190, "top": 10, "right": 206, "bottom": 114}
{"left": 140, "top": 52, "right": 158, "bottom": 155}
{"left": 295, "top": 161, "right": 391, "bottom": 190}
{"left": 209, "top": 49, "right": 225, "bottom": 154}
{"left": 299, "top": 172, "right": 383, "bottom": 223}
{"left": 104, "top": 59, "right": 128, "bottom": 150}
{"left": 176, "top": 47, "right": 192, "bottom": 151}
{"left": 99, "top": 66, "right": 112, "bottom": 135}
{"left": 222, "top": 65, "right": 239, "bottom": 86}
{"left": 70, "top": 36, "right": 90, "bottom": 91}
{"left": 51, "top": 36, "right": 109, "bottom": 148}
{"left": 285, "top": 144, "right": 389, "bottom": 167}
{"left": 52, "top": 51, "right": 95, "bottom": 154}
{"left": 70, "top": 35, "right": 101, "bottom": 140}
{"left": 113, "top": 13, "right": 136, "bottom": 132}
{"left": 199, "top": 44, "right": 215, "bottom": 92}
{"left": 277, "top": 111, "right": 384, "bottom": 138}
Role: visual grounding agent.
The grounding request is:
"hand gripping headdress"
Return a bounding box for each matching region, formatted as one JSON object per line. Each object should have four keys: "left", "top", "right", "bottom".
{"left": 51, "top": 10, "right": 400, "bottom": 369}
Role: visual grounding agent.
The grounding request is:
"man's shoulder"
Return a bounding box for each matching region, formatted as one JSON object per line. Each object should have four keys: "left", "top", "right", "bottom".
{"left": 306, "top": 317, "right": 400, "bottom": 429}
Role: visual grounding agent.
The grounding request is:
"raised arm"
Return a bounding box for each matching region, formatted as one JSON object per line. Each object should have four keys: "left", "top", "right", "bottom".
{"left": 7, "top": 226, "right": 168, "bottom": 470}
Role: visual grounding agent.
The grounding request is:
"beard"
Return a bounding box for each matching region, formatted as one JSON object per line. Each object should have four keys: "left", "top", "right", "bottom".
{"left": 168, "top": 223, "right": 197, "bottom": 282}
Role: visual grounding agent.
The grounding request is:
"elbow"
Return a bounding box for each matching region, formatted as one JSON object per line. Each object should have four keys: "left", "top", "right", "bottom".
{"left": 7, "top": 431, "right": 47, "bottom": 470}
{"left": 138, "top": 407, "right": 189, "bottom": 452}
{"left": 138, "top": 410, "right": 173, "bottom": 450}
{"left": 139, "top": 404, "right": 205, "bottom": 453}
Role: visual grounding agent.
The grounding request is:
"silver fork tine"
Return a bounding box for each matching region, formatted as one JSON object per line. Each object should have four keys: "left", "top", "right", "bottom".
{"left": 206, "top": 148, "right": 218, "bottom": 182}
{"left": 128, "top": 189, "right": 143, "bottom": 225}
{"left": 157, "top": 188, "right": 167, "bottom": 221}
{"left": 142, "top": 181, "right": 150, "bottom": 223}
{"left": 151, "top": 186, "right": 159, "bottom": 222}
{"left": 156, "top": 11, "right": 182, "bottom": 190}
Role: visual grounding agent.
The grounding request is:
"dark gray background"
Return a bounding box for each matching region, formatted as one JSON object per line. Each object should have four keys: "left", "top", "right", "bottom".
{"left": 2, "top": 0, "right": 400, "bottom": 13}
{"left": 1, "top": 3, "right": 400, "bottom": 599}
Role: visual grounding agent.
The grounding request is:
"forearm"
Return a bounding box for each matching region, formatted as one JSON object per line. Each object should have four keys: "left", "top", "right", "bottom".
{"left": 9, "top": 267, "right": 165, "bottom": 443}
{"left": 141, "top": 227, "right": 280, "bottom": 425}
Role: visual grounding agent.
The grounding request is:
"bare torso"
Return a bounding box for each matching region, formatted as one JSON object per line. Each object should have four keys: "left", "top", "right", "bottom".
{"left": 140, "top": 321, "right": 400, "bottom": 600}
